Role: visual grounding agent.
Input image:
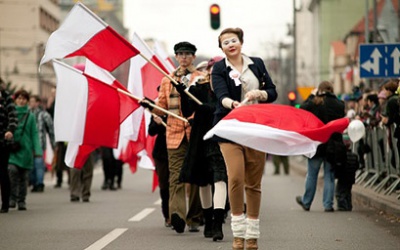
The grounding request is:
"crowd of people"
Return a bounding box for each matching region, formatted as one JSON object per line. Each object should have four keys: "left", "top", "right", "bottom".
{"left": 1, "top": 26, "right": 399, "bottom": 250}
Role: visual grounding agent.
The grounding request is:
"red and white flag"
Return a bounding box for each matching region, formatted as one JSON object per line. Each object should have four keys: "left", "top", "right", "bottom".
{"left": 153, "top": 40, "right": 175, "bottom": 73}
{"left": 53, "top": 60, "right": 139, "bottom": 168}
{"left": 119, "top": 32, "right": 170, "bottom": 173}
{"left": 204, "top": 104, "right": 350, "bottom": 158}
{"left": 40, "top": 2, "right": 139, "bottom": 72}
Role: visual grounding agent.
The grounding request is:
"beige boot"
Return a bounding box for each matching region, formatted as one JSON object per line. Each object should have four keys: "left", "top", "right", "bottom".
{"left": 231, "top": 214, "right": 246, "bottom": 250}
{"left": 233, "top": 237, "right": 245, "bottom": 250}
{"left": 245, "top": 218, "right": 260, "bottom": 250}
{"left": 245, "top": 239, "right": 258, "bottom": 250}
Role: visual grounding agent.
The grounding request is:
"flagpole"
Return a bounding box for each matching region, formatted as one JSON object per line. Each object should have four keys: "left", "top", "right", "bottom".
{"left": 138, "top": 53, "right": 203, "bottom": 105}
{"left": 151, "top": 113, "right": 167, "bottom": 127}
{"left": 116, "top": 88, "right": 189, "bottom": 123}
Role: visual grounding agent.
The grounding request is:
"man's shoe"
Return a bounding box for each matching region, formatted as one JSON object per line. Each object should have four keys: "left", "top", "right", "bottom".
{"left": 171, "top": 213, "right": 185, "bottom": 233}
{"left": 324, "top": 208, "right": 334, "bottom": 212}
{"left": 82, "top": 198, "right": 90, "bottom": 202}
{"left": 296, "top": 196, "right": 310, "bottom": 211}
{"left": 9, "top": 200, "right": 16, "bottom": 208}
{"left": 188, "top": 224, "right": 199, "bottom": 233}
{"left": 70, "top": 196, "right": 79, "bottom": 202}
{"left": 18, "top": 203, "right": 27, "bottom": 211}
{"left": 0, "top": 208, "right": 9, "bottom": 213}
{"left": 54, "top": 183, "right": 61, "bottom": 188}
{"left": 164, "top": 218, "right": 172, "bottom": 228}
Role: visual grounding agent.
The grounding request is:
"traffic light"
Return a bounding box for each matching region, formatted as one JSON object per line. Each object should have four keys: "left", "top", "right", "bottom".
{"left": 288, "top": 91, "right": 297, "bottom": 106}
{"left": 210, "top": 4, "right": 221, "bottom": 30}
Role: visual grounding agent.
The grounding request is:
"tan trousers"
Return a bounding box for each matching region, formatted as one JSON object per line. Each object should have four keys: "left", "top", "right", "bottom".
{"left": 168, "top": 140, "right": 202, "bottom": 226}
{"left": 219, "top": 143, "right": 265, "bottom": 218}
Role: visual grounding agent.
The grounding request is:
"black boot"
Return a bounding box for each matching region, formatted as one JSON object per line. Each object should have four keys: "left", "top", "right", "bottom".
{"left": 213, "top": 208, "right": 224, "bottom": 241}
{"left": 203, "top": 207, "right": 213, "bottom": 238}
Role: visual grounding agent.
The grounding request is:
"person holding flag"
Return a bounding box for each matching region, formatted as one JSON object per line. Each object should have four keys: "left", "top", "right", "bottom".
{"left": 142, "top": 41, "right": 203, "bottom": 234}
{"left": 210, "top": 27, "right": 277, "bottom": 250}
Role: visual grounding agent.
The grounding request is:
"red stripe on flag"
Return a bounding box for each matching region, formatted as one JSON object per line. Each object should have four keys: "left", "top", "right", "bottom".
{"left": 67, "top": 26, "right": 139, "bottom": 72}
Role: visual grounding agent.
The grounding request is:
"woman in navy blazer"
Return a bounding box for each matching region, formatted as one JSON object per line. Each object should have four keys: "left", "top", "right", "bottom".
{"left": 211, "top": 27, "right": 277, "bottom": 250}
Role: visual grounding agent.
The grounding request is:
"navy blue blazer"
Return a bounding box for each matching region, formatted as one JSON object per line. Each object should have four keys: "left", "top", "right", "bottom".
{"left": 211, "top": 56, "right": 277, "bottom": 125}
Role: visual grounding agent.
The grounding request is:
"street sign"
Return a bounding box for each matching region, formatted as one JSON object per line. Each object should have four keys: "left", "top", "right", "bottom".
{"left": 359, "top": 43, "right": 400, "bottom": 78}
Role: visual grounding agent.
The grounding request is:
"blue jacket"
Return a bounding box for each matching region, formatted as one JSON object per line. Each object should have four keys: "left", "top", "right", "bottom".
{"left": 211, "top": 56, "right": 277, "bottom": 125}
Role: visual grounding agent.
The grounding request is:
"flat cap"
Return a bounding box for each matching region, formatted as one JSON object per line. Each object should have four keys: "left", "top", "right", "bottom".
{"left": 174, "top": 41, "right": 197, "bottom": 54}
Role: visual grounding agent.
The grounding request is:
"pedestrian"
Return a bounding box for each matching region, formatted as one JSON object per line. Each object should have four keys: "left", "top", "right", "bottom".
{"left": 148, "top": 113, "right": 170, "bottom": 227}
{"left": 272, "top": 155, "right": 290, "bottom": 175}
{"left": 29, "top": 95, "right": 56, "bottom": 192}
{"left": 8, "top": 90, "right": 42, "bottom": 211}
{"left": 296, "top": 81, "right": 345, "bottom": 213}
{"left": 70, "top": 153, "right": 94, "bottom": 202}
{"left": 211, "top": 27, "right": 277, "bottom": 250}
{"left": 179, "top": 56, "right": 228, "bottom": 241}
{"left": 100, "top": 147, "right": 122, "bottom": 191}
{"left": 53, "top": 141, "right": 70, "bottom": 188}
{"left": 141, "top": 41, "right": 203, "bottom": 234}
{"left": 0, "top": 79, "right": 18, "bottom": 213}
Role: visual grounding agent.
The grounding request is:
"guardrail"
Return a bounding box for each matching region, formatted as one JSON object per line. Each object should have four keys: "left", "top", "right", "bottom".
{"left": 354, "top": 125, "right": 400, "bottom": 199}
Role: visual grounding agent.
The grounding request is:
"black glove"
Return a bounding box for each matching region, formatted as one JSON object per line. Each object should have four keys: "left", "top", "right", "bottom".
{"left": 174, "top": 82, "right": 186, "bottom": 95}
{"left": 187, "top": 118, "right": 194, "bottom": 126}
{"left": 139, "top": 97, "right": 155, "bottom": 110}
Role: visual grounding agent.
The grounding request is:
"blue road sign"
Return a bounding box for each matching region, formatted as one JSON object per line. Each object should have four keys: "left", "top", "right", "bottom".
{"left": 359, "top": 43, "right": 400, "bottom": 78}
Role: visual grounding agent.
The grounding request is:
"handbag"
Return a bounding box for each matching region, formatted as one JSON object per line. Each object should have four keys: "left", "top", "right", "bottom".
{"left": 10, "top": 112, "right": 29, "bottom": 153}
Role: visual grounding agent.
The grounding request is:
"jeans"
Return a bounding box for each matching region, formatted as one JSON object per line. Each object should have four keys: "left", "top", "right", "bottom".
{"left": 302, "top": 156, "right": 335, "bottom": 209}
{"left": 30, "top": 157, "right": 45, "bottom": 186}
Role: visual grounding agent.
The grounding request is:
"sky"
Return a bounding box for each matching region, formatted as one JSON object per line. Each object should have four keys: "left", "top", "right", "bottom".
{"left": 123, "top": 0, "right": 294, "bottom": 59}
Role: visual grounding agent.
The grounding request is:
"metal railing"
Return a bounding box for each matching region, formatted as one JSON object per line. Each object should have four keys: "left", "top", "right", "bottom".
{"left": 354, "top": 125, "right": 400, "bottom": 199}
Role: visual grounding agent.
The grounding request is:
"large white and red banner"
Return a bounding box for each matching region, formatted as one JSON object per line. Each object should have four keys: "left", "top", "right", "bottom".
{"left": 204, "top": 104, "right": 350, "bottom": 158}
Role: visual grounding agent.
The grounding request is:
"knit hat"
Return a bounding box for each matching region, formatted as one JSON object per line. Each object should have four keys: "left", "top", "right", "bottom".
{"left": 174, "top": 42, "right": 197, "bottom": 54}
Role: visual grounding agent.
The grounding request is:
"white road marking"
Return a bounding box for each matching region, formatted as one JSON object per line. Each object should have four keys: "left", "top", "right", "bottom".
{"left": 154, "top": 199, "right": 162, "bottom": 205}
{"left": 84, "top": 228, "right": 128, "bottom": 250}
{"left": 128, "top": 208, "right": 156, "bottom": 222}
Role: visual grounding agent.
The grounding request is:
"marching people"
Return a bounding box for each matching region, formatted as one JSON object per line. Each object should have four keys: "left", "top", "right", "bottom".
{"left": 272, "top": 155, "right": 290, "bottom": 175}
{"left": 29, "top": 95, "right": 56, "bottom": 192}
{"left": 8, "top": 90, "right": 42, "bottom": 211}
{"left": 148, "top": 113, "right": 170, "bottom": 227}
{"left": 100, "top": 147, "right": 123, "bottom": 191}
{"left": 141, "top": 41, "right": 203, "bottom": 234}
{"left": 179, "top": 56, "right": 228, "bottom": 241}
{"left": 0, "top": 79, "right": 18, "bottom": 213}
{"left": 296, "top": 81, "right": 345, "bottom": 213}
{"left": 70, "top": 153, "right": 94, "bottom": 203}
{"left": 211, "top": 27, "right": 277, "bottom": 250}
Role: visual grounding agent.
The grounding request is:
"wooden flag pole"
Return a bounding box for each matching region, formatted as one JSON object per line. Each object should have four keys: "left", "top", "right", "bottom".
{"left": 138, "top": 53, "right": 202, "bottom": 105}
{"left": 151, "top": 113, "right": 167, "bottom": 127}
{"left": 116, "top": 88, "right": 188, "bottom": 123}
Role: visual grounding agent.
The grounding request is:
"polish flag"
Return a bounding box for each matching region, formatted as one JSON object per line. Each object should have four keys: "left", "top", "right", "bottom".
{"left": 40, "top": 2, "right": 139, "bottom": 72}
{"left": 153, "top": 40, "right": 175, "bottom": 73}
{"left": 204, "top": 104, "right": 350, "bottom": 158}
{"left": 53, "top": 60, "right": 139, "bottom": 168}
{"left": 119, "top": 32, "right": 170, "bottom": 174}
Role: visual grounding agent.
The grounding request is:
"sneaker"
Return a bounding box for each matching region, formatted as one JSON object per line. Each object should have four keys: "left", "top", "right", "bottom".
{"left": 188, "top": 224, "right": 199, "bottom": 233}
{"left": 171, "top": 213, "right": 185, "bottom": 233}
{"left": 296, "top": 196, "right": 310, "bottom": 211}
{"left": 164, "top": 219, "right": 172, "bottom": 228}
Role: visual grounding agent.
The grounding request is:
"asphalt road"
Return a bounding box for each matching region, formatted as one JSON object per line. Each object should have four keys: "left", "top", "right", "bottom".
{"left": 0, "top": 158, "right": 399, "bottom": 250}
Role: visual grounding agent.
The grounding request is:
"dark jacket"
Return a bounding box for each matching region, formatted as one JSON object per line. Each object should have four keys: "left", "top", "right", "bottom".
{"left": 148, "top": 115, "right": 168, "bottom": 161}
{"left": 211, "top": 56, "right": 277, "bottom": 126}
{"left": 300, "top": 92, "right": 345, "bottom": 157}
{"left": 0, "top": 89, "right": 18, "bottom": 146}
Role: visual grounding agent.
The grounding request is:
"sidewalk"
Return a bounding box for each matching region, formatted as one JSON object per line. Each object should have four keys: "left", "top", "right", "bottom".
{"left": 289, "top": 156, "right": 400, "bottom": 218}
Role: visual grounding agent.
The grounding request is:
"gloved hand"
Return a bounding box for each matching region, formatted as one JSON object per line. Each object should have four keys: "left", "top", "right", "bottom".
{"left": 174, "top": 82, "right": 186, "bottom": 95}
{"left": 140, "top": 97, "right": 155, "bottom": 110}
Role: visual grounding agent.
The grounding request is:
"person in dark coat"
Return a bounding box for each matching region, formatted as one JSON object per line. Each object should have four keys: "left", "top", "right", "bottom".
{"left": 0, "top": 79, "right": 18, "bottom": 213}
{"left": 148, "top": 114, "right": 170, "bottom": 227}
{"left": 296, "top": 81, "right": 345, "bottom": 212}
{"left": 179, "top": 56, "right": 228, "bottom": 241}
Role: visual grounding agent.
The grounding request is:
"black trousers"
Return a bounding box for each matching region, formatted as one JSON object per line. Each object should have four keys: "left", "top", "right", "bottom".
{"left": 335, "top": 178, "right": 353, "bottom": 211}
{"left": 0, "top": 144, "right": 11, "bottom": 209}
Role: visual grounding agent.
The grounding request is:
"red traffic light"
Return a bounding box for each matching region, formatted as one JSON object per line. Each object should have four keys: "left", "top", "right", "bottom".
{"left": 288, "top": 91, "right": 296, "bottom": 101}
{"left": 210, "top": 4, "right": 221, "bottom": 30}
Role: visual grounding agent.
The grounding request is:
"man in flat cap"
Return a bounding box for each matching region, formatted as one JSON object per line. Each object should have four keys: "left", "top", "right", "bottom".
{"left": 152, "top": 41, "right": 203, "bottom": 234}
